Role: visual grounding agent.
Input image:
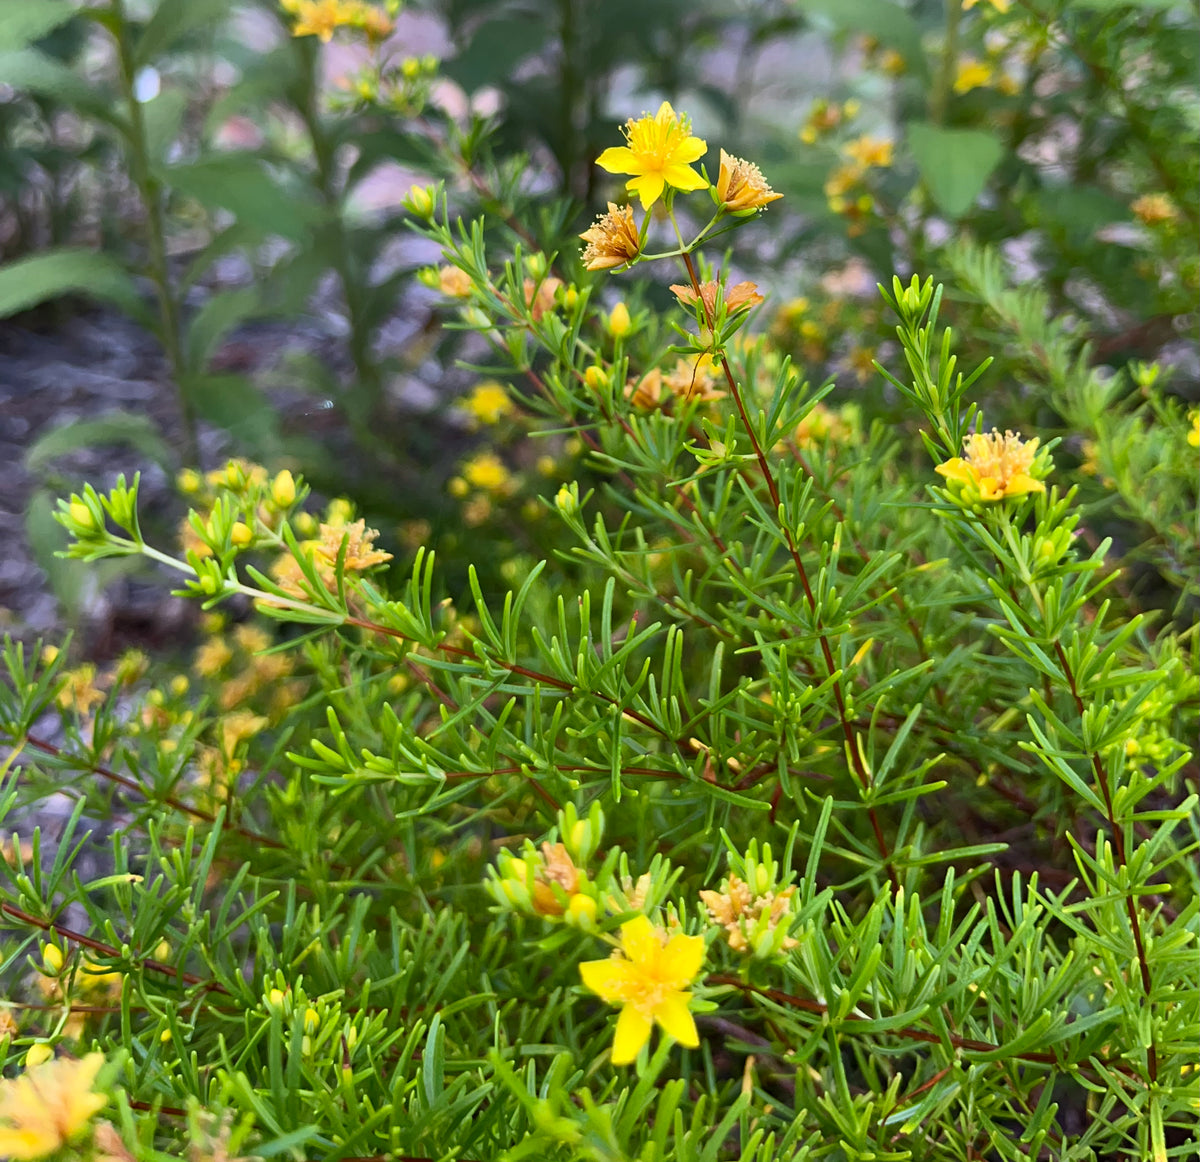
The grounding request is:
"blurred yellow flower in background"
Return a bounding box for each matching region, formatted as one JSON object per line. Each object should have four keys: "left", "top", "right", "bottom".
{"left": 0, "top": 1052, "right": 106, "bottom": 1159}
{"left": 462, "top": 382, "right": 513, "bottom": 425}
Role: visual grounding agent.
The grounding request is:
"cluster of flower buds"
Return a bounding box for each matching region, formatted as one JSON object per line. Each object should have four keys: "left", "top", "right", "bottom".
{"left": 486, "top": 803, "right": 605, "bottom": 928}
{"left": 699, "top": 839, "right": 800, "bottom": 960}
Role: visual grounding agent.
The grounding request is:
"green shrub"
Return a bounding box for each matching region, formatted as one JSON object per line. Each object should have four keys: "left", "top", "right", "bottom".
{"left": 1, "top": 99, "right": 1196, "bottom": 1159}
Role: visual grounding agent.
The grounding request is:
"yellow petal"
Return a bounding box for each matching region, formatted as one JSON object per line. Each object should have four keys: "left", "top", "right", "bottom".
{"left": 611, "top": 1004, "right": 653, "bottom": 1065}
{"left": 671, "top": 137, "right": 708, "bottom": 165}
{"left": 653, "top": 991, "right": 699, "bottom": 1048}
{"left": 1002, "top": 473, "right": 1045, "bottom": 497}
{"left": 620, "top": 914, "right": 663, "bottom": 962}
{"left": 596, "top": 145, "right": 640, "bottom": 175}
{"left": 934, "top": 458, "right": 971, "bottom": 485}
{"left": 661, "top": 931, "right": 705, "bottom": 984}
{"left": 627, "top": 172, "right": 666, "bottom": 209}
{"left": 662, "top": 163, "right": 709, "bottom": 192}
{"left": 0, "top": 1128, "right": 60, "bottom": 1161}
{"left": 580, "top": 957, "right": 636, "bottom": 1002}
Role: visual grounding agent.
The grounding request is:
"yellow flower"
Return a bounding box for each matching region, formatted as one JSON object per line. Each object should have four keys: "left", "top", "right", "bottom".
{"left": 1188, "top": 410, "right": 1199, "bottom": 448}
{"left": 579, "top": 915, "right": 704, "bottom": 1064}
{"left": 462, "top": 382, "right": 513, "bottom": 425}
{"left": 1131, "top": 193, "right": 1179, "bottom": 226}
{"left": 461, "top": 452, "right": 512, "bottom": 495}
{"left": 580, "top": 202, "right": 643, "bottom": 271}
{"left": 714, "top": 150, "right": 782, "bottom": 214}
{"left": 290, "top": 0, "right": 355, "bottom": 41}
{"left": 954, "top": 58, "right": 995, "bottom": 94}
{"left": 0, "top": 1052, "right": 106, "bottom": 1159}
{"left": 935, "top": 429, "right": 1046, "bottom": 501}
{"left": 596, "top": 102, "right": 708, "bottom": 210}
{"left": 842, "top": 136, "right": 893, "bottom": 169}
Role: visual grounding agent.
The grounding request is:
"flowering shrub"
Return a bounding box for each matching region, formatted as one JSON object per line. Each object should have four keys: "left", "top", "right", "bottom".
{"left": 2, "top": 97, "right": 1197, "bottom": 1160}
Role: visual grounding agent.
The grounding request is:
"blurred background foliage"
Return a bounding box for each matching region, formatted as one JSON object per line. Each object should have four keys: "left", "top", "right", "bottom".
{"left": 0, "top": 0, "right": 1196, "bottom": 639}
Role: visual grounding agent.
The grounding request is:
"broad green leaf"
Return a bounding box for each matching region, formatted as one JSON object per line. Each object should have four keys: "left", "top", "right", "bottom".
{"left": 0, "top": 0, "right": 77, "bottom": 51}
{"left": 142, "top": 87, "right": 188, "bottom": 164}
{"left": 134, "top": 0, "right": 236, "bottom": 67}
{"left": 0, "top": 48, "right": 121, "bottom": 123}
{"left": 25, "top": 414, "right": 174, "bottom": 473}
{"left": 184, "top": 286, "right": 262, "bottom": 373}
{"left": 0, "top": 247, "right": 147, "bottom": 323}
{"left": 907, "top": 122, "right": 1005, "bottom": 218}
{"left": 182, "top": 372, "right": 280, "bottom": 452}
{"left": 166, "top": 155, "right": 319, "bottom": 241}
{"left": 443, "top": 17, "right": 551, "bottom": 93}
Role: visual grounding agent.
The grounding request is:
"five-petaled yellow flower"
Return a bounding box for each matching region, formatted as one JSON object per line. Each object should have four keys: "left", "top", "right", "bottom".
{"left": 936, "top": 428, "right": 1046, "bottom": 501}
{"left": 596, "top": 102, "right": 708, "bottom": 210}
{"left": 579, "top": 914, "right": 704, "bottom": 1064}
{"left": 0, "top": 1052, "right": 107, "bottom": 1159}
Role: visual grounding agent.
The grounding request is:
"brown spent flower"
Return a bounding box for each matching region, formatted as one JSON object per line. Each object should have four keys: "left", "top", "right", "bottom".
{"left": 700, "top": 873, "right": 797, "bottom": 953}
{"left": 716, "top": 150, "right": 782, "bottom": 213}
{"left": 530, "top": 843, "right": 580, "bottom": 916}
{"left": 664, "top": 356, "right": 725, "bottom": 403}
{"left": 524, "top": 276, "right": 563, "bottom": 322}
{"left": 625, "top": 368, "right": 666, "bottom": 410}
{"left": 580, "top": 202, "right": 643, "bottom": 271}
{"left": 670, "top": 279, "right": 763, "bottom": 319}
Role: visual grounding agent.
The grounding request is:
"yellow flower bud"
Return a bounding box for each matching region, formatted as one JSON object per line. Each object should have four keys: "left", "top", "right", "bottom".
{"left": 271, "top": 470, "right": 296, "bottom": 509}
{"left": 69, "top": 500, "right": 95, "bottom": 531}
{"left": 41, "top": 944, "right": 64, "bottom": 974}
{"left": 304, "top": 1007, "right": 320, "bottom": 1032}
{"left": 607, "top": 302, "right": 632, "bottom": 338}
{"left": 555, "top": 485, "right": 578, "bottom": 517}
{"left": 584, "top": 365, "right": 608, "bottom": 391}
{"left": 177, "top": 468, "right": 202, "bottom": 494}
{"left": 160, "top": 1028, "right": 172, "bottom": 1043}
{"left": 230, "top": 522, "right": 252, "bottom": 546}
{"left": 405, "top": 184, "right": 435, "bottom": 218}
{"left": 25, "top": 1043, "right": 53, "bottom": 1068}
{"left": 563, "top": 286, "right": 579, "bottom": 311}
{"left": 268, "top": 988, "right": 286, "bottom": 1009}
{"left": 566, "top": 893, "right": 597, "bottom": 928}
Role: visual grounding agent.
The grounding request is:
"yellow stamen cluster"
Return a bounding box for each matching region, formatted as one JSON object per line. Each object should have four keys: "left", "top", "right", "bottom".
{"left": 936, "top": 429, "right": 1046, "bottom": 501}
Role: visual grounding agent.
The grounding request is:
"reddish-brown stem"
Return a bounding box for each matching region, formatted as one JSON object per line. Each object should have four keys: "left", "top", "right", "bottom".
{"left": 0, "top": 901, "right": 224, "bottom": 993}
{"left": 680, "top": 251, "right": 896, "bottom": 885}
{"left": 18, "top": 734, "right": 284, "bottom": 852}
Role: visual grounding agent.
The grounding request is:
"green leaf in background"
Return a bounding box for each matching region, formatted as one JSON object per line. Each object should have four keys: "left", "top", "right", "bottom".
{"left": 907, "top": 123, "right": 1005, "bottom": 218}
{"left": 444, "top": 16, "right": 551, "bottom": 93}
{"left": 183, "top": 372, "right": 280, "bottom": 453}
{"left": 798, "top": 0, "right": 928, "bottom": 80}
{"left": 0, "top": 0, "right": 77, "bottom": 51}
{"left": 0, "top": 48, "right": 122, "bottom": 124}
{"left": 142, "top": 87, "right": 188, "bottom": 164}
{"left": 134, "top": 0, "right": 237, "bottom": 67}
{"left": 166, "top": 156, "right": 319, "bottom": 242}
{"left": 0, "top": 248, "right": 149, "bottom": 324}
{"left": 25, "top": 414, "right": 175, "bottom": 474}
{"left": 183, "top": 286, "right": 262, "bottom": 374}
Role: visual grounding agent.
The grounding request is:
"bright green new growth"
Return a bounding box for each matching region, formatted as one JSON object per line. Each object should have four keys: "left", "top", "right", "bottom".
{"left": 2, "top": 212, "right": 1196, "bottom": 1158}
